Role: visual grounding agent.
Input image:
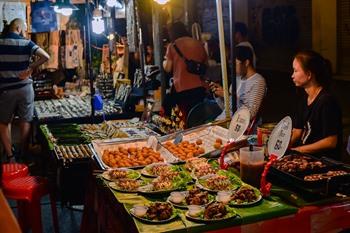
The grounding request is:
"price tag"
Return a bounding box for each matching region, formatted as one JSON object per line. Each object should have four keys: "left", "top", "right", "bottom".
{"left": 147, "top": 136, "right": 159, "bottom": 150}
{"left": 267, "top": 116, "right": 292, "bottom": 159}
{"left": 228, "top": 107, "right": 250, "bottom": 141}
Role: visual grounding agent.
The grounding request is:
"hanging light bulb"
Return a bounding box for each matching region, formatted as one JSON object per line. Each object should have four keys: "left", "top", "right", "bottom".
{"left": 52, "top": 0, "right": 78, "bottom": 16}
{"left": 92, "top": 8, "right": 105, "bottom": 34}
{"left": 106, "top": 0, "right": 118, "bottom": 7}
{"left": 153, "top": 0, "right": 170, "bottom": 5}
{"left": 60, "top": 8, "right": 73, "bottom": 16}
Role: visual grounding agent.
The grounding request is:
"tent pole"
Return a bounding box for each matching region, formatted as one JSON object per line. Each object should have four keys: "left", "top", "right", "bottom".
{"left": 216, "top": 0, "right": 230, "bottom": 120}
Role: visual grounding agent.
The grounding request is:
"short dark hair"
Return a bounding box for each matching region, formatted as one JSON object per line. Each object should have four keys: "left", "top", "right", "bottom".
{"left": 294, "top": 50, "right": 332, "bottom": 89}
{"left": 235, "top": 22, "right": 248, "bottom": 37}
{"left": 169, "top": 21, "right": 190, "bottom": 42}
{"left": 236, "top": 46, "right": 253, "bottom": 65}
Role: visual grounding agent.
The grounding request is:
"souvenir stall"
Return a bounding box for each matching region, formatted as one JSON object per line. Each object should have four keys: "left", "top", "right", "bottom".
{"left": 13, "top": 0, "right": 142, "bottom": 124}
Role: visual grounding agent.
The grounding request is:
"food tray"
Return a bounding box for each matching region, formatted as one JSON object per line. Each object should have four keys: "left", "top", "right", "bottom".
{"left": 54, "top": 144, "right": 94, "bottom": 165}
{"left": 92, "top": 138, "right": 178, "bottom": 170}
{"left": 160, "top": 125, "right": 231, "bottom": 160}
{"left": 269, "top": 153, "right": 350, "bottom": 195}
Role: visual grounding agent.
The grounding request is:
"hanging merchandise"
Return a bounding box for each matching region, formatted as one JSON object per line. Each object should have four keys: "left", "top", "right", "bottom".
{"left": 100, "top": 44, "right": 111, "bottom": 74}
{"left": 92, "top": 6, "right": 105, "bottom": 34}
{"left": 46, "top": 31, "right": 60, "bottom": 70}
{"left": 126, "top": 0, "right": 137, "bottom": 52}
{"left": 35, "top": 32, "right": 60, "bottom": 71}
{"left": 0, "top": 2, "right": 26, "bottom": 32}
{"left": 31, "top": 1, "right": 58, "bottom": 33}
{"left": 65, "top": 29, "right": 83, "bottom": 69}
{"left": 115, "top": 83, "right": 132, "bottom": 105}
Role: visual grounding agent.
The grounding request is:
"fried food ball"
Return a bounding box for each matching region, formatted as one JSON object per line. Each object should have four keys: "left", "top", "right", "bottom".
{"left": 215, "top": 138, "right": 223, "bottom": 145}
{"left": 196, "top": 139, "right": 203, "bottom": 145}
{"left": 213, "top": 142, "right": 221, "bottom": 149}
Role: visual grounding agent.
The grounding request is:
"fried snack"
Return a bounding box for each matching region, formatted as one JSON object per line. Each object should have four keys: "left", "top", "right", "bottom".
{"left": 163, "top": 140, "right": 205, "bottom": 161}
{"left": 213, "top": 142, "right": 221, "bottom": 149}
{"left": 102, "top": 146, "right": 163, "bottom": 168}
{"left": 215, "top": 138, "right": 223, "bottom": 144}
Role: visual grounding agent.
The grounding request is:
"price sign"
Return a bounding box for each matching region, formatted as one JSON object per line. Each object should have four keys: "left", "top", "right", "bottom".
{"left": 228, "top": 107, "right": 250, "bottom": 141}
{"left": 147, "top": 136, "right": 159, "bottom": 150}
{"left": 267, "top": 116, "right": 292, "bottom": 159}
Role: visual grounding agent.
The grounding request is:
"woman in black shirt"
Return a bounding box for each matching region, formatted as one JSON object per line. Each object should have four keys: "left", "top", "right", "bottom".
{"left": 290, "top": 50, "right": 342, "bottom": 160}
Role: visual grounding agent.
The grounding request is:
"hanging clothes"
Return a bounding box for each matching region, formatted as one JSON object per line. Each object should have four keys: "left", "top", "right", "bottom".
{"left": 65, "top": 29, "right": 82, "bottom": 69}
{"left": 35, "top": 32, "right": 60, "bottom": 71}
{"left": 46, "top": 31, "right": 60, "bottom": 70}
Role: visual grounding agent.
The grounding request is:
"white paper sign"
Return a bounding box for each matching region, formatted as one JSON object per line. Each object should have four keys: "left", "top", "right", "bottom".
{"left": 267, "top": 116, "right": 292, "bottom": 159}
{"left": 228, "top": 107, "right": 250, "bottom": 141}
{"left": 147, "top": 136, "right": 159, "bottom": 150}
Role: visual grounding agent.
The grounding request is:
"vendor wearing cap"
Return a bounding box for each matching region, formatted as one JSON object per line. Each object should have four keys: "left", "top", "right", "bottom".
{"left": 290, "top": 50, "right": 343, "bottom": 160}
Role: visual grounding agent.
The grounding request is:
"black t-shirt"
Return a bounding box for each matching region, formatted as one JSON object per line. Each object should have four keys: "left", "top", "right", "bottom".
{"left": 293, "top": 89, "right": 343, "bottom": 160}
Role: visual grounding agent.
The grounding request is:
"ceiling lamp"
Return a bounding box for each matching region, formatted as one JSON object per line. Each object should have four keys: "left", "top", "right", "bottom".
{"left": 153, "top": 0, "right": 170, "bottom": 5}
{"left": 106, "top": 0, "right": 123, "bottom": 8}
{"left": 53, "top": 0, "right": 78, "bottom": 16}
{"left": 92, "top": 7, "right": 105, "bottom": 34}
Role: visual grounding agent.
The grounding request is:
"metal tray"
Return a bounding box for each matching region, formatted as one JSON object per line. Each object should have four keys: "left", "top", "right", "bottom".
{"left": 92, "top": 138, "right": 178, "bottom": 170}
{"left": 54, "top": 144, "right": 94, "bottom": 166}
{"left": 269, "top": 153, "right": 350, "bottom": 195}
{"left": 160, "top": 125, "right": 247, "bottom": 161}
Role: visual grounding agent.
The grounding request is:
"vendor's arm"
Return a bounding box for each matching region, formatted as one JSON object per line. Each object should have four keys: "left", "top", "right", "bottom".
{"left": 163, "top": 57, "right": 172, "bottom": 73}
{"left": 163, "top": 44, "right": 173, "bottom": 73}
{"left": 291, "top": 135, "right": 338, "bottom": 154}
{"left": 242, "top": 75, "right": 266, "bottom": 119}
{"left": 290, "top": 128, "right": 302, "bottom": 146}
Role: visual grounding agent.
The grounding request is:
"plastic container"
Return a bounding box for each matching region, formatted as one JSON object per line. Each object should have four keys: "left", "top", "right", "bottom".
{"left": 188, "top": 205, "right": 203, "bottom": 217}
{"left": 133, "top": 205, "right": 148, "bottom": 217}
{"left": 170, "top": 191, "right": 186, "bottom": 204}
{"left": 217, "top": 191, "right": 232, "bottom": 204}
{"left": 240, "top": 146, "right": 265, "bottom": 188}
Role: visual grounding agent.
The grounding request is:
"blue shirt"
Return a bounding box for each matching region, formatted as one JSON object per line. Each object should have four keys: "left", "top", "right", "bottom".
{"left": 0, "top": 32, "right": 39, "bottom": 88}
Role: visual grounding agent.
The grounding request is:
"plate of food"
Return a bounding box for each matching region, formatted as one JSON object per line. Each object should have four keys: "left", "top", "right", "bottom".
{"left": 108, "top": 179, "right": 145, "bottom": 193}
{"left": 141, "top": 163, "right": 179, "bottom": 178}
{"left": 184, "top": 157, "right": 209, "bottom": 172}
{"left": 228, "top": 185, "right": 262, "bottom": 206}
{"left": 191, "top": 163, "right": 218, "bottom": 179}
{"left": 138, "top": 171, "right": 191, "bottom": 195}
{"left": 185, "top": 202, "right": 237, "bottom": 223}
{"left": 102, "top": 168, "right": 141, "bottom": 181}
{"left": 196, "top": 173, "right": 241, "bottom": 192}
{"left": 167, "top": 188, "right": 215, "bottom": 209}
{"left": 130, "top": 202, "right": 178, "bottom": 224}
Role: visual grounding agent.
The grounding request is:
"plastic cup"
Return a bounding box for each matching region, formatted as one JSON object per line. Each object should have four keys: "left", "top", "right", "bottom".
{"left": 188, "top": 205, "right": 203, "bottom": 217}
{"left": 217, "top": 191, "right": 232, "bottom": 204}
{"left": 170, "top": 191, "right": 186, "bottom": 204}
{"left": 239, "top": 146, "right": 265, "bottom": 188}
{"left": 133, "top": 205, "right": 148, "bottom": 217}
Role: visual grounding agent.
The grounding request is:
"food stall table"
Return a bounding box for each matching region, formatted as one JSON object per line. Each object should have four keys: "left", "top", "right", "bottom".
{"left": 80, "top": 164, "right": 350, "bottom": 233}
